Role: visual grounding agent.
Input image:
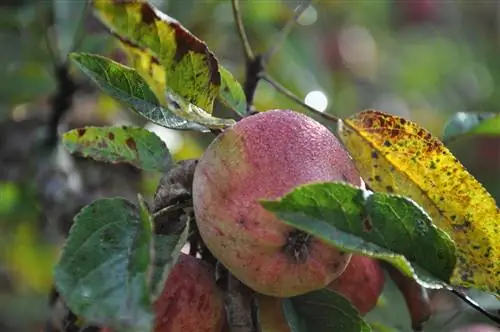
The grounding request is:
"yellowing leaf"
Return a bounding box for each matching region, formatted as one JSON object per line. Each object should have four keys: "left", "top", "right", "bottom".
{"left": 93, "top": 0, "right": 220, "bottom": 113}
{"left": 119, "top": 39, "right": 167, "bottom": 104}
{"left": 338, "top": 109, "right": 500, "bottom": 295}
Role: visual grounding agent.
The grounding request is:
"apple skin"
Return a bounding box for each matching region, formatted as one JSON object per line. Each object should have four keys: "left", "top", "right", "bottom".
{"left": 327, "top": 255, "right": 385, "bottom": 315}
{"left": 193, "top": 109, "right": 362, "bottom": 297}
{"left": 257, "top": 294, "right": 290, "bottom": 332}
{"left": 153, "top": 253, "right": 225, "bottom": 332}
{"left": 98, "top": 253, "right": 225, "bottom": 332}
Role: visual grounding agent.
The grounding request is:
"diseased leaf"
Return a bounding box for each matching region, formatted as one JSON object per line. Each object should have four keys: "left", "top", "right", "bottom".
{"left": 70, "top": 52, "right": 209, "bottom": 132}
{"left": 149, "top": 223, "right": 189, "bottom": 300}
{"left": 92, "top": 0, "right": 220, "bottom": 113}
{"left": 219, "top": 66, "right": 247, "bottom": 117}
{"left": 118, "top": 39, "right": 168, "bottom": 104}
{"left": 62, "top": 125, "right": 172, "bottom": 172}
{"left": 93, "top": 0, "right": 245, "bottom": 118}
{"left": 338, "top": 109, "right": 500, "bottom": 295}
{"left": 283, "top": 288, "right": 371, "bottom": 332}
{"left": 54, "top": 198, "right": 154, "bottom": 331}
{"left": 261, "top": 182, "right": 456, "bottom": 289}
{"left": 443, "top": 112, "right": 500, "bottom": 141}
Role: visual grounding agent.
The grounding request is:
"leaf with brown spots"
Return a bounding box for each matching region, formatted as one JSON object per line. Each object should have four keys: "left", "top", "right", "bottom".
{"left": 338, "top": 109, "right": 500, "bottom": 295}
{"left": 63, "top": 125, "right": 172, "bottom": 172}
{"left": 92, "top": 0, "right": 247, "bottom": 117}
{"left": 261, "top": 182, "right": 457, "bottom": 289}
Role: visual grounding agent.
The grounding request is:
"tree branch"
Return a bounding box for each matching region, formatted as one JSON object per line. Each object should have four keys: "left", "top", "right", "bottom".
{"left": 231, "top": 0, "right": 254, "bottom": 61}
{"left": 261, "top": 1, "right": 312, "bottom": 66}
{"left": 446, "top": 286, "right": 500, "bottom": 325}
{"left": 259, "top": 73, "right": 339, "bottom": 123}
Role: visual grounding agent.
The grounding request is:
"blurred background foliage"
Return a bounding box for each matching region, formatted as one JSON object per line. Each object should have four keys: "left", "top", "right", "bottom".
{"left": 0, "top": 0, "right": 499, "bottom": 331}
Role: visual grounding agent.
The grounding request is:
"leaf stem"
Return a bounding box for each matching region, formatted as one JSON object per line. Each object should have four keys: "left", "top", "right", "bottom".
{"left": 259, "top": 73, "right": 339, "bottom": 123}
{"left": 261, "top": 1, "right": 312, "bottom": 66}
{"left": 231, "top": 0, "right": 254, "bottom": 61}
{"left": 447, "top": 287, "right": 500, "bottom": 325}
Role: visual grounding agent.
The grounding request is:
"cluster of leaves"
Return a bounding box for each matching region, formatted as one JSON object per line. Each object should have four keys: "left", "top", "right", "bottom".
{"left": 52, "top": 1, "right": 500, "bottom": 331}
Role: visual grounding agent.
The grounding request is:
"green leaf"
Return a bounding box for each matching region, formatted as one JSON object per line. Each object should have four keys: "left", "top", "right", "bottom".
{"left": 53, "top": 0, "right": 88, "bottom": 60}
{"left": 70, "top": 52, "right": 210, "bottom": 132}
{"left": 92, "top": 0, "right": 220, "bottom": 113}
{"left": 149, "top": 223, "right": 189, "bottom": 300}
{"left": 62, "top": 125, "right": 172, "bottom": 172}
{"left": 443, "top": 112, "right": 500, "bottom": 141}
{"left": 283, "top": 288, "right": 371, "bottom": 332}
{"left": 219, "top": 66, "right": 247, "bottom": 117}
{"left": 54, "top": 198, "right": 154, "bottom": 332}
{"left": 261, "top": 182, "right": 457, "bottom": 289}
{"left": 164, "top": 88, "right": 236, "bottom": 129}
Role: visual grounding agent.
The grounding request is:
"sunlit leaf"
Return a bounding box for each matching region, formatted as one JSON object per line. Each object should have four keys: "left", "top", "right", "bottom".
{"left": 219, "top": 66, "right": 247, "bottom": 117}
{"left": 70, "top": 52, "right": 209, "bottom": 132}
{"left": 443, "top": 112, "right": 500, "bottom": 141}
{"left": 283, "top": 288, "right": 371, "bottom": 332}
{"left": 261, "top": 182, "right": 456, "bottom": 289}
{"left": 93, "top": 0, "right": 245, "bottom": 118}
{"left": 93, "top": 0, "right": 220, "bottom": 113}
{"left": 338, "top": 109, "right": 500, "bottom": 295}
{"left": 54, "top": 198, "right": 154, "bottom": 331}
{"left": 62, "top": 125, "right": 172, "bottom": 172}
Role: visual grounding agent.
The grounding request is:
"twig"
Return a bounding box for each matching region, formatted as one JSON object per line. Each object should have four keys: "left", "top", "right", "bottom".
{"left": 261, "top": 1, "right": 312, "bottom": 66}
{"left": 259, "top": 73, "right": 339, "bottom": 123}
{"left": 231, "top": 0, "right": 254, "bottom": 61}
{"left": 45, "top": 64, "right": 78, "bottom": 148}
{"left": 243, "top": 55, "right": 264, "bottom": 115}
{"left": 446, "top": 286, "right": 500, "bottom": 325}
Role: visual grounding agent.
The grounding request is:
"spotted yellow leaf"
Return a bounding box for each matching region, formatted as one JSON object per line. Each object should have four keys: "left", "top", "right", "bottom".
{"left": 338, "top": 109, "right": 500, "bottom": 295}
{"left": 118, "top": 37, "right": 167, "bottom": 104}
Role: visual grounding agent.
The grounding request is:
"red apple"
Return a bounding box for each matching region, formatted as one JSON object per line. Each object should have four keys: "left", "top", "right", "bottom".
{"left": 327, "top": 255, "right": 385, "bottom": 315}
{"left": 193, "top": 109, "right": 362, "bottom": 297}
{"left": 153, "top": 253, "right": 225, "bottom": 332}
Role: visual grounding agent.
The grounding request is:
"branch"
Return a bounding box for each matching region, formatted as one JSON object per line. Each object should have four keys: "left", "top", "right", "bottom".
{"left": 262, "top": 1, "right": 312, "bottom": 66}
{"left": 259, "top": 73, "right": 339, "bottom": 123}
{"left": 446, "top": 286, "right": 500, "bottom": 325}
{"left": 231, "top": 0, "right": 254, "bottom": 61}
{"left": 45, "top": 64, "right": 78, "bottom": 148}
